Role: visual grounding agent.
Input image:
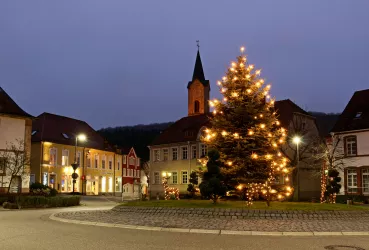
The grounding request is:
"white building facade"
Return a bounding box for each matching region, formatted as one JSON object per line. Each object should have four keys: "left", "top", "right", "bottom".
{"left": 0, "top": 87, "right": 32, "bottom": 193}
{"left": 330, "top": 89, "right": 369, "bottom": 198}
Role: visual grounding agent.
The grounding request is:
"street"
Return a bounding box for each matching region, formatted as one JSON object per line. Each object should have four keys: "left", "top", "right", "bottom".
{"left": 0, "top": 198, "right": 368, "bottom": 250}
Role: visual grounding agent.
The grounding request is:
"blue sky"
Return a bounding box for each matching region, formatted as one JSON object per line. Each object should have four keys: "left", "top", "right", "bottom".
{"left": 1, "top": 0, "right": 368, "bottom": 129}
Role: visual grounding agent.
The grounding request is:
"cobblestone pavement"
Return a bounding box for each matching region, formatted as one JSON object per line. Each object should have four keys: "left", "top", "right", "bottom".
{"left": 54, "top": 207, "right": 369, "bottom": 232}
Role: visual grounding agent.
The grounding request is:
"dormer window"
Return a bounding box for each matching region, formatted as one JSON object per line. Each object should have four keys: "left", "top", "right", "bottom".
{"left": 184, "top": 130, "right": 194, "bottom": 137}
{"left": 62, "top": 133, "right": 69, "bottom": 139}
{"left": 31, "top": 130, "right": 37, "bottom": 136}
{"left": 355, "top": 112, "right": 362, "bottom": 119}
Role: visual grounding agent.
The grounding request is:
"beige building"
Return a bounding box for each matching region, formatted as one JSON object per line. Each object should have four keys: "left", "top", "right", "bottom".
{"left": 149, "top": 49, "right": 321, "bottom": 200}
{"left": 0, "top": 87, "right": 33, "bottom": 193}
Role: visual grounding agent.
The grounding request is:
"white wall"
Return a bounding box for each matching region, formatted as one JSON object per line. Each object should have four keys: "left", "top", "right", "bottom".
{"left": 0, "top": 116, "right": 25, "bottom": 149}
{"left": 331, "top": 131, "right": 369, "bottom": 195}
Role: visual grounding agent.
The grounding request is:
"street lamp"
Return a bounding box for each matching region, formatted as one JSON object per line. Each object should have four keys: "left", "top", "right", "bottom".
{"left": 292, "top": 136, "right": 301, "bottom": 202}
{"left": 71, "top": 134, "right": 86, "bottom": 195}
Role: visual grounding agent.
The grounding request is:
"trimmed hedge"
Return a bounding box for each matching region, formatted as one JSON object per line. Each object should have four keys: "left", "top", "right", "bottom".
{"left": 2, "top": 195, "right": 80, "bottom": 209}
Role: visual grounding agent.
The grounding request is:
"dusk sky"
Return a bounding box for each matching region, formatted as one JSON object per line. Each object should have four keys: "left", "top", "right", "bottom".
{"left": 1, "top": 1, "right": 368, "bottom": 129}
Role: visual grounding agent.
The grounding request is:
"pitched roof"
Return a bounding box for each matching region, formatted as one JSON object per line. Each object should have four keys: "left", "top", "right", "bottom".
{"left": 151, "top": 100, "right": 310, "bottom": 146}
{"left": 193, "top": 50, "right": 205, "bottom": 81}
{"left": 274, "top": 99, "right": 311, "bottom": 128}
{"left": 331, "top": 89, "right": 369, "bottom": 133}
{"left": 0, "top": 87, "right": 33, "bottom": 118}
{"left": 32, "top": 112, "right": 113, "bottom": 151}
{"left": 187, "top": 50, "right": 210, "bottom": 89}
{"left": 150, "top": 114, "right": 210, "bottom": 146}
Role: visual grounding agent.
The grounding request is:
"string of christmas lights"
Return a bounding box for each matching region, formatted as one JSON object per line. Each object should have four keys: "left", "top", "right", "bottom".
{"left": 162, "top": 175, "right": 180, "bottom": 200}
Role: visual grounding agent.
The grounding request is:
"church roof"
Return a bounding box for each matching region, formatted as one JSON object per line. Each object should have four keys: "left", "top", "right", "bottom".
{"left": 151, "top": 100, "right": 311, "bottom": 146}
{"left": 187, "top": 50, "right": 210, "bottom": 89}
{"left": 0, "top": 87, "right": 33, "bottom": 118}
{"left": 331, "top": 89, "right": 369, "bottom": 133}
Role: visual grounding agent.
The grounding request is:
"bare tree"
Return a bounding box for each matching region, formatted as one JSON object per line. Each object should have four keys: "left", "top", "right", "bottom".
{"left": 0, "top": 139, "right": 30, "bottom": 193}
{"left": 314, "top": 134, "right": 346, "bottom": 172}
{"left": 281, "top": 115, "right": 321, "bottom": 167}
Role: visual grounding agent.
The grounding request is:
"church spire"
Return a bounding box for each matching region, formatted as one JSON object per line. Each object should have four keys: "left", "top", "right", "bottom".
{"left": 192, "top": 41, "right": 205, "bottom": 81}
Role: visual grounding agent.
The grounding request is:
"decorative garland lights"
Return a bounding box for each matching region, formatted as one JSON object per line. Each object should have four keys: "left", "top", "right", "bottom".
{"left": 204, "top": 47, "right": 293, "bottom": 206}
{"left": 162, "top": 172, "right": 180, "bottom": 200}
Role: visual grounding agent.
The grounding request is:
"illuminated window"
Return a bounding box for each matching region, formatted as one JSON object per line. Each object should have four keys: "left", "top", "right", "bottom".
{"left": 62, "top": 149, "right": 69, "bottom": 166}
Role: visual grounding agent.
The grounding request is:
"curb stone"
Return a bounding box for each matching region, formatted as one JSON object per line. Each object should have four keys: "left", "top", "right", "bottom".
{"left": 49, "top": 213, "right": 369, "bottom": 237}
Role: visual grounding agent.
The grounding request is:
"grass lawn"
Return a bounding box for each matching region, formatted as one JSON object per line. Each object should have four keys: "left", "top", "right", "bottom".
{"left": 121, "top": 200, "right": 369, "bottom": 211}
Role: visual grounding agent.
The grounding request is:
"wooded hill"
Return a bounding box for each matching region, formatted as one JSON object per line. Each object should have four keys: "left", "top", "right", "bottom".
{"left": 98, "top": 112, "right": 340, "bottom": 162}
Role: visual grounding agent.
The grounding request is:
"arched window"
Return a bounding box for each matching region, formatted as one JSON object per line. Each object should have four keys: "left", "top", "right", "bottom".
{"left": 194, "top": 100, "right": 200, "bottom": 113}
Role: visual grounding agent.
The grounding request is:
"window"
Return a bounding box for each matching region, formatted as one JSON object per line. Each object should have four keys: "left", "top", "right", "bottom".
{"left": 192, "top": 145, "right": 197, "bottom": 159}
{"left": 129, "top": 157, "right": 135, "bottom": 165}
{"left": 363, "top": 169, "right": 369, "bottom": 193}
{"left": 123, "top": 155, "right": 127, "bottom": 164}
{"left": 181, "top": 171, "right": 188, "bottom": 184}
{"left": 76, "top": 151, "right": 81, "bottom": 165}
{"left": 136, "top": 158, "right": 140, "bottom": 167}
{"left": 137, "top": 170, "right": 140, "bottom": 178}
{"left": 62, "top": 149, "right": 69, "bottom": 166}
{"left": 102, "top": 155, "right": 106, "bottom": 169}
{"left": 200, "top": 144, "right": 208, "bottom": 157}
{"left": 194, "top": 100, "right": 200, "bottom": 113}
{"left": 130, "top": 169, "right": 133, "bottom": 177}
{"left": 347, "top": 169, "right": 358, "bottom": 193}
{"left": 181, "top": 146, "right": 188, "bottom": 160}
{"left": 355, "top": 112, "right": 362, "bottom": 119}
{"left": 123, "top": 168, "right": 126, "bottom": 177}
{"left": 0, "top": 157, "right": 6, "bottom": 176}
{"left": 115, "top": 177, "right": 122, "bottom": 192}
{"left": 171, "top": 172, "right": 178, "bottom": 184}
{"left": 87, "top": 155, "right": 91, "bottom": 168}
{"left": 185, "top": 131, "right": 194, "bottom": 137}
{"left": 154, "top": 150, "right": 160, "bottom": 161}
{"left": 172, "top": 148, "right": 178, "bottom": 160}
{"left": 345, "top": 136, "right": 357, "bottom": 156}
{"left": 117, "top": 160, "right": 120, "bottom": 171}
{"left": 94, "top": 155, "right": 99, "bottom": 168}
{"left": 163, "top": 149, "right": 169, "bottom": 161}
{"left": 109, "top": 157, "right": 112, "bottom": 170}
{"left": 133, "top": 169, "right": 135, "bottom": 177}
{"left": 154, "top": 172, "right": 160, "bottom": 184}
{"left": 49, "top": 148, "right": 57, "bottom": 166}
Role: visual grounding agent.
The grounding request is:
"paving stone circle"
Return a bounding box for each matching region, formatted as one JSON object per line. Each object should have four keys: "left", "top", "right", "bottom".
{"left": 53, "top": 206, "right": 369, "bottom": 232}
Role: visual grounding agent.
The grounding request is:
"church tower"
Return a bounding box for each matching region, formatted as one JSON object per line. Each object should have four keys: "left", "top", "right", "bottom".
{"left": 187, "top": 46, "right": 210, "bottom": 116}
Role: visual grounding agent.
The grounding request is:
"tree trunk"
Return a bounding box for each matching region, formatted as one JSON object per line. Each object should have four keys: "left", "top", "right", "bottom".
{"left": 7, "top": 175, "right": 14, "bottom": 194}
{"left": 212, "top": 195, "right": 218, "bottom": 204}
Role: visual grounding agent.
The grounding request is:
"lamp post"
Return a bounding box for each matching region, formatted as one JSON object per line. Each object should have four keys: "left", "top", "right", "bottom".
{"left": 71, "top": 134, "right": 86, "bottom": 195}
{"left": 292, "top": 136, "right": 301, "bottom": 202}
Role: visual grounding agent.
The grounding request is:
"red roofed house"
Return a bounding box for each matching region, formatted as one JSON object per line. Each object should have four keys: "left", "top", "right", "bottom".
{"left": 122, "top": 147, "right": 143, "bottom": 200}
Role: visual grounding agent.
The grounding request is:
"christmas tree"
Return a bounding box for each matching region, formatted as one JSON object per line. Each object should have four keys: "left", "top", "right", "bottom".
{"left": 204, "top": 47, "right": 292, "bottom": 205}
